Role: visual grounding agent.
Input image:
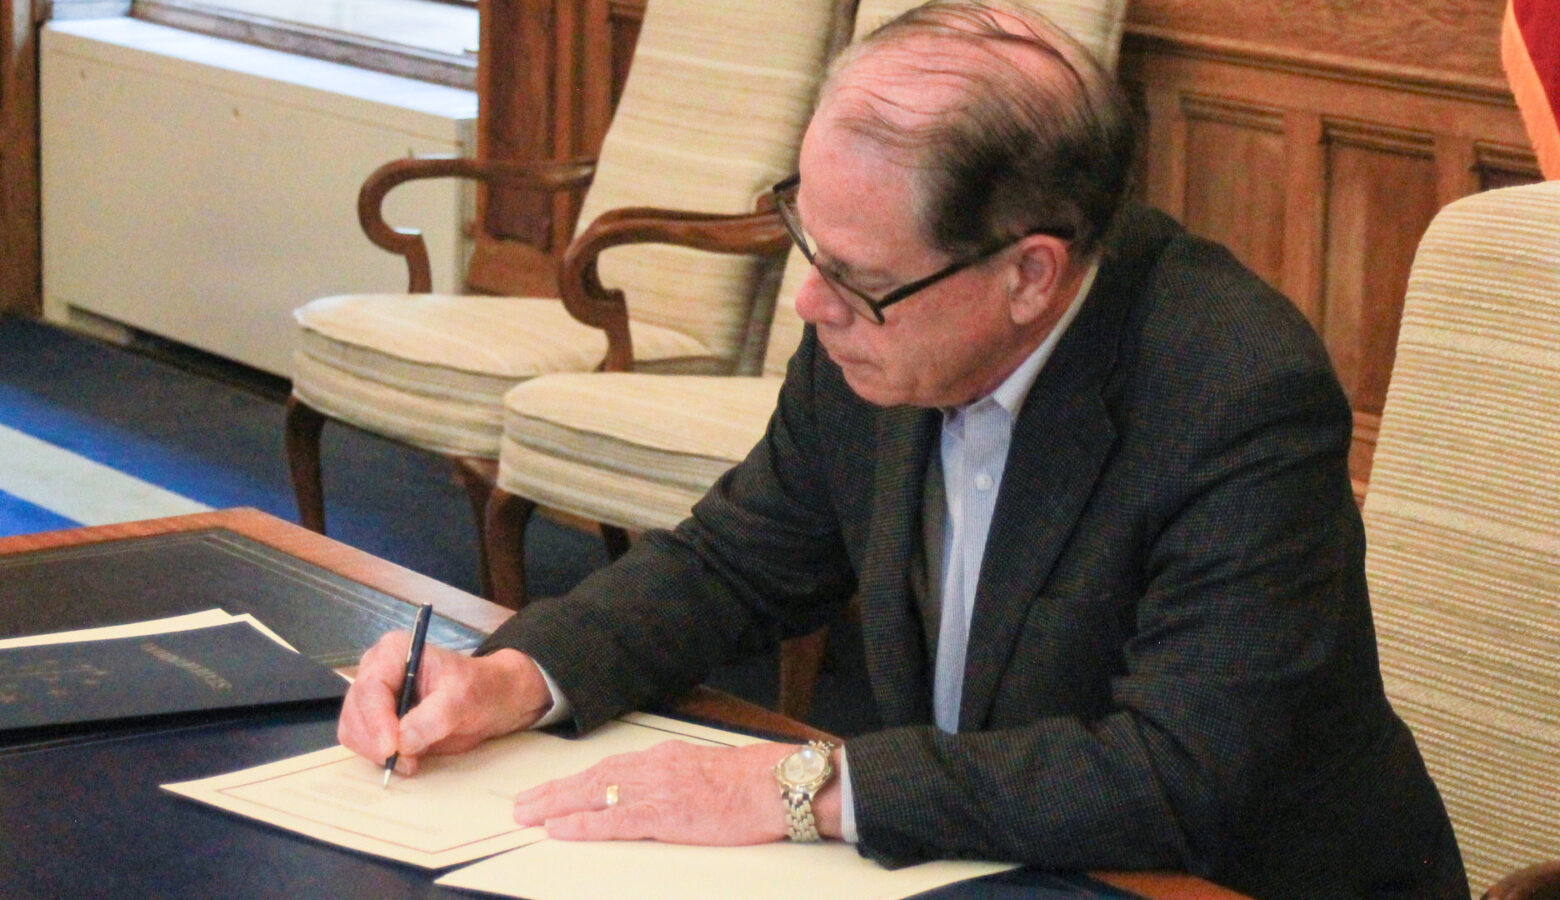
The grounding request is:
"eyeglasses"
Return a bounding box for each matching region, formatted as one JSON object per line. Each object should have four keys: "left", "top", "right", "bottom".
{"left": 771, "top": 174, "right": 1072, "bottom": 324}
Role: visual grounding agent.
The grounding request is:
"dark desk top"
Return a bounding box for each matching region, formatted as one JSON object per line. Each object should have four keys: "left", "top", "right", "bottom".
{"left": 1, "top": 709, "right": 461, "bottom": 898}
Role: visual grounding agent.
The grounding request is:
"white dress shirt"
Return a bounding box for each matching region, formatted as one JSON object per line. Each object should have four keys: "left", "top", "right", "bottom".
{"left": 839, "top": 262, "right": 1096, "bottom": 839}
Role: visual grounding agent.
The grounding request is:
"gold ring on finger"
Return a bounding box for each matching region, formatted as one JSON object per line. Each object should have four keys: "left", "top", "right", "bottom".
{"left": 605, "top": 783, "right": 620, "bottom": 807}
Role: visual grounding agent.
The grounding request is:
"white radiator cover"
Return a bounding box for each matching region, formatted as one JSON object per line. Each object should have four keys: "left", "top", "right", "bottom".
{"left": 40, "top": 18, "right": 476, "bottom": 377}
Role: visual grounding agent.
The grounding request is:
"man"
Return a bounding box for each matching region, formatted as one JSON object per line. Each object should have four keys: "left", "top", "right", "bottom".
{"left": 339, "top": 3, "right": 1467, "bottom": 897}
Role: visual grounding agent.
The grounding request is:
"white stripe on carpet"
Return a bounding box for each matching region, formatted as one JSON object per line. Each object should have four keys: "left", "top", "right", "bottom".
{"left": 0, "top": 423, "right": 210, "bottom": 525}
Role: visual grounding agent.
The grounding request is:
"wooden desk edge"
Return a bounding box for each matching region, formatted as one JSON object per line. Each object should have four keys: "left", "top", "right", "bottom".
{"left": 0, "top": 507, "right": 514, "bottom": 634}
{"left": 1093, "top": 870, "right": 1253, "bottom": 899}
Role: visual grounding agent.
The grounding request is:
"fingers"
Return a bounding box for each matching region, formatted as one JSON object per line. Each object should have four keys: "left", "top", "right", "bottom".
{"left": 337, "top": 631, "right": 413, "bottom": 763}
{"left": 511, "top": 741, "right": 795, "bottom": 846}
{"left": 513, "top": 770, "right": 665, "bottom": 841}
{"left": 544, "top": 805, "right": 660, "bottom": 842}
{"left": 511, "top": 763, "right": 615, "bottom": 827}
{"left": 337, "top": 634, "right": 478, "bottom": 765}
{"left": 338, "top": 637, "right": 556, "bottom": 770}
{"left": 395, "top": 678, "right": 488, "bottom": 757}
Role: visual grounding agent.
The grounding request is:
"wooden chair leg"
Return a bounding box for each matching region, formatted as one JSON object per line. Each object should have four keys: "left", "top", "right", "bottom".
{"left": 485, "top": 485, "right": 538, "bottom": 610}
{"left": 452, "top": 457, "right": 500, "bottom": 600}
{"left": 778, "top": 626, "right": 829, "bottom": 722}
{"left": 283, "top": 396, "right": 328, "bottom": 533}
{"left": 601, "top": 524, "right": 631, "bottom": 561}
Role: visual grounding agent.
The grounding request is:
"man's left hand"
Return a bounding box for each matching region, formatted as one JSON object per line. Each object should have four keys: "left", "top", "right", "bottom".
{"left": 512, "top": 740, "right": 829, "bottom": 845}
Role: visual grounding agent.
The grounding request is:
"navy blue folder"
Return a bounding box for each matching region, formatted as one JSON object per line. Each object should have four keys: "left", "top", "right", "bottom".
{"left": 0, "top": 621, "right": 347, "bottom": 736}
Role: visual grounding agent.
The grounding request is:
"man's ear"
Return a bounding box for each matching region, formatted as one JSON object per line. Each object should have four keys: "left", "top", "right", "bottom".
{"left": 1007, "top": 235, "right": 1070, "bottom": 327}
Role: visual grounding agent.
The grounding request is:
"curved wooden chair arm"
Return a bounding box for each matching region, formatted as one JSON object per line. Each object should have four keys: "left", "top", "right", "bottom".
{"left": 560, "top": 205, "right": 791, "bottom": 372}
{"left": 1485, "top": 861, "right": 1560, "bottom": 900}
{"left": 357, "top": 155, "right": 598, "bottom": 292}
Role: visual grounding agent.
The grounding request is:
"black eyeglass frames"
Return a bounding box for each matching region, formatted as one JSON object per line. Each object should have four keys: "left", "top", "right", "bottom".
{"left": 771, "top": 174, "right": 1073, "bottom": 325}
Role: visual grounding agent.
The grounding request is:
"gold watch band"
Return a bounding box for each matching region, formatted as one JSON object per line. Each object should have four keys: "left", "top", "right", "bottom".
{"left": 776, "top": 740, "right": 836, "bottom": 842}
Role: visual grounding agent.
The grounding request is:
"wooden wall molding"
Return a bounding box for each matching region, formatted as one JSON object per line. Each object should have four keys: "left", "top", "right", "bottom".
{"left": 0, "top": 0, "right": 41, "bottom": 316}
{"left": 1125, "top": 51, "right": 1534, "bottom": 147}
{"left": 1323, "top": 118, "right": 1437, "bottom": 157}
{"left": 1179, "top": 94, "right": 1284, "bottom": 132}
{"left": 1125, "top": 0, "right": 1509, "bottom": 86}
{"left": 1124, "top": 27, "right": 1514, "bottom": 107}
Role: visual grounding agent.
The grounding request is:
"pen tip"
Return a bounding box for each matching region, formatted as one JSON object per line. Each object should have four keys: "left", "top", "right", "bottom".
{"left": 382, "top": 768, "right": 392, "bottom": 789}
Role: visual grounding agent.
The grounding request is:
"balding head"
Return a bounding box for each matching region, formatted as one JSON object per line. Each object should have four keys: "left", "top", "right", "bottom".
{"left": 815, "top": 0, "right": 1134, "bottom": 261}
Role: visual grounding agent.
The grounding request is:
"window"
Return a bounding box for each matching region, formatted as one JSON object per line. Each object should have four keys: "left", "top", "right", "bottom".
{"left": 131, "top": 0, "right": 479, "bottom": 88}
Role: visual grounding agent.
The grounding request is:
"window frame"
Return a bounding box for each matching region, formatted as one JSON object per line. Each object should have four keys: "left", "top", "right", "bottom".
{"left": 128, "top": 0, "right": 477, "bottom": 89}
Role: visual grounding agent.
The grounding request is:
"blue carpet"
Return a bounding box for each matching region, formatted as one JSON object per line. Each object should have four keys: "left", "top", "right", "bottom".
{"left": 0, "top": 315, "right": 606, "bottom": 598}
{"left": 0, "top": 315, "right": 875, "bottom": 735}
{"left": 0, "top": 487, "right": 78, "bottom": 533}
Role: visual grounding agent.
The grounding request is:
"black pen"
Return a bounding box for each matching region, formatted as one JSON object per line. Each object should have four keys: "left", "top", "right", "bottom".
{"left": 382, "top": 603, "right": 434, "bottom": 788}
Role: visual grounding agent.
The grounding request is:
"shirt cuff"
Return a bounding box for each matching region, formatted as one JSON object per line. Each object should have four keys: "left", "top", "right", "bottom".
{"left": 838, "top": 745, "right": 858, "bottom": 844}
{"left": 528, "top": 661, "right": 573, "bottom": 728}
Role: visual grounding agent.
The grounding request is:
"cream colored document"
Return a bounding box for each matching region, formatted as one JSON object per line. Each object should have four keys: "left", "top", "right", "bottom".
{"left": 0, "top": 609, "right": 237, "bottom": 649}
{"left": 436, "top": 836, "right": 1016, "bottom": 900}
{"left": 162, "top": 712, "right": 764, "bottom": 869}
{"left": 0, "top": 608, "right": 297, "bottom": 651}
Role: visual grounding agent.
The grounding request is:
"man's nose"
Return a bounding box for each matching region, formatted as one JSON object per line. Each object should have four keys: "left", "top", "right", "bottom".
{"left": 793, "top": 269, "right": 855, "bottom": 328}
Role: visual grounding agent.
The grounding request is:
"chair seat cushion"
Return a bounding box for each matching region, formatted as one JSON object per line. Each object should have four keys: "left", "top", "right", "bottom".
{"left": 292, "top": 294, "right": 715, "bottom": 457}
{"left": 497, "top": 372, "right": 782, "bottom": 530}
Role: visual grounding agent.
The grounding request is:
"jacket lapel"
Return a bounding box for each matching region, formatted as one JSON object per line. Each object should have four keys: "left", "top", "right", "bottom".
{"left": 855, "top": 403, "right": 940, "bottom": 727}
{"left": 956, "top": 277, "right": 1124, "bottom": 731}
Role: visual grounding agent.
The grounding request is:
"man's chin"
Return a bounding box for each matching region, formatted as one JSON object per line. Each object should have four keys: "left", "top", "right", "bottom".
{"left": 838, "top": 367, "right": 904, "bottom": 408}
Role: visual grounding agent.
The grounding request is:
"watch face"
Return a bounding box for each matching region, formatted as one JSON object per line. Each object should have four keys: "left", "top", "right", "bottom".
{"left": 780, "top": 745, "right": 828, "bottom": 783}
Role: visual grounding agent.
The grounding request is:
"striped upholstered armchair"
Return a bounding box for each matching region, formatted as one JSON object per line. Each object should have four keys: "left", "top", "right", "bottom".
{"left": 1363, "top": 180, "right": 1560, "bottom": 900}
{"left": 282, "top": 0, "right": 848, "bottom": 590}
{"left": 483, "top": 0, "right": 1132, "bottom": 718}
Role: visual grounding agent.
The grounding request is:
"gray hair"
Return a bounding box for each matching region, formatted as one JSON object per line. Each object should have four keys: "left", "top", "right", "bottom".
{"left": 819, "top": 0, "right": 1136, "bottom": 260}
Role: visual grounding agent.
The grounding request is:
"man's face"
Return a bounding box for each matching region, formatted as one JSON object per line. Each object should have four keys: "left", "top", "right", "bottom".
{"left": 791, "top": 115, "right": 1030, "bottom": 409}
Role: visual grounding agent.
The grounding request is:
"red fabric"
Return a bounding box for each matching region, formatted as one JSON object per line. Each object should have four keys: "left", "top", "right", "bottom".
{"left": 1505, "top": 0, "right": 1560, "bottom": 178}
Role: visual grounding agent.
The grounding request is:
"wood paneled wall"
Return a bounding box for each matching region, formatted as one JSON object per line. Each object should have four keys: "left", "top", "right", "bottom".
{"left": 0, "top": 0, "right": 40, "bottom": 316}
{"left": 466, "top": 0, "right": 638, "bottom": 299}
{"left": 1119, "top": 0, "right": 1540, "bottom": 495}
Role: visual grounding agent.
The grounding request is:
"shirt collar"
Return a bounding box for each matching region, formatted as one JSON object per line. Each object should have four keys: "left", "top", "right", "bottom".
{"left": 953, "top": 259, "right": 1100, "bottom": 421}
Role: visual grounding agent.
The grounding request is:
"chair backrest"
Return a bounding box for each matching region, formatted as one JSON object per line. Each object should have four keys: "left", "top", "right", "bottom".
{"left": 577, "top": 0, "right": 841, "bottom": 370}
{"left": 1363, "top": 180, "right": 1560, "bottom": 897}
{"left": 758, "top": 0, "right": 1130, "bottom": 377}
{"left": 762, "top": 249, "right": 814, "bottom": 377}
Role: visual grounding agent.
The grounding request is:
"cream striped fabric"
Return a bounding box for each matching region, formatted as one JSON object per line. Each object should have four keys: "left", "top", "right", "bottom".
{"left": 1362, "top": 180, "right": 1560, "bottom": 898}
{"left": 292, "top": 0, "right": 840, "bottom": 459}
{"left": 761, "top": 249, "right": 812, "bottom": 377}
{"left": 851, "top": 0, "right": 1127, "bottom": 66}
{"left": 293, "top": 295, "right": 710, "bottom": 456}
{"left": 499, "top": 373, "right": 783, "bottom": 530}
{"left": 579, "top": 0, "right": 841, "bottom": 363}
{"left": 496, "top": 251, "right": 803, "bottom": 529}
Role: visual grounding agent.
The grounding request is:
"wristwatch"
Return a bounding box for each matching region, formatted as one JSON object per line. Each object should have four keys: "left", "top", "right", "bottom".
{"left": 774, "top": 740, "right": 836, "bottom": 842}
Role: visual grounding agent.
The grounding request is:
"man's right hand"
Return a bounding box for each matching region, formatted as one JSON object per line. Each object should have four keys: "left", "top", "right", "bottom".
{"left": 337, "top": 632, "right": 553, "bottom": 775}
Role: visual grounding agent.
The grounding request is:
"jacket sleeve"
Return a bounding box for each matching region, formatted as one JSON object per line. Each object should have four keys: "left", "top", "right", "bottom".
{"left": 476, "top": 330, "right": 858, "bottom": 734}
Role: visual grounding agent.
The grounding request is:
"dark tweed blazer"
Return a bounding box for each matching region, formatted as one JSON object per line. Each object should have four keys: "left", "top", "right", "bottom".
{"left": 481, "top": 206, "right": 1467, "bottom": 900}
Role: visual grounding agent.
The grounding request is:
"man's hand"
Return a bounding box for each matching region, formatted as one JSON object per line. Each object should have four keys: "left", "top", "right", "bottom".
{"left": 512, "top": 740, "right": 843, "bottom": 845}
{"left": 337, "top": 632, "right": 552, "bottom": 774}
